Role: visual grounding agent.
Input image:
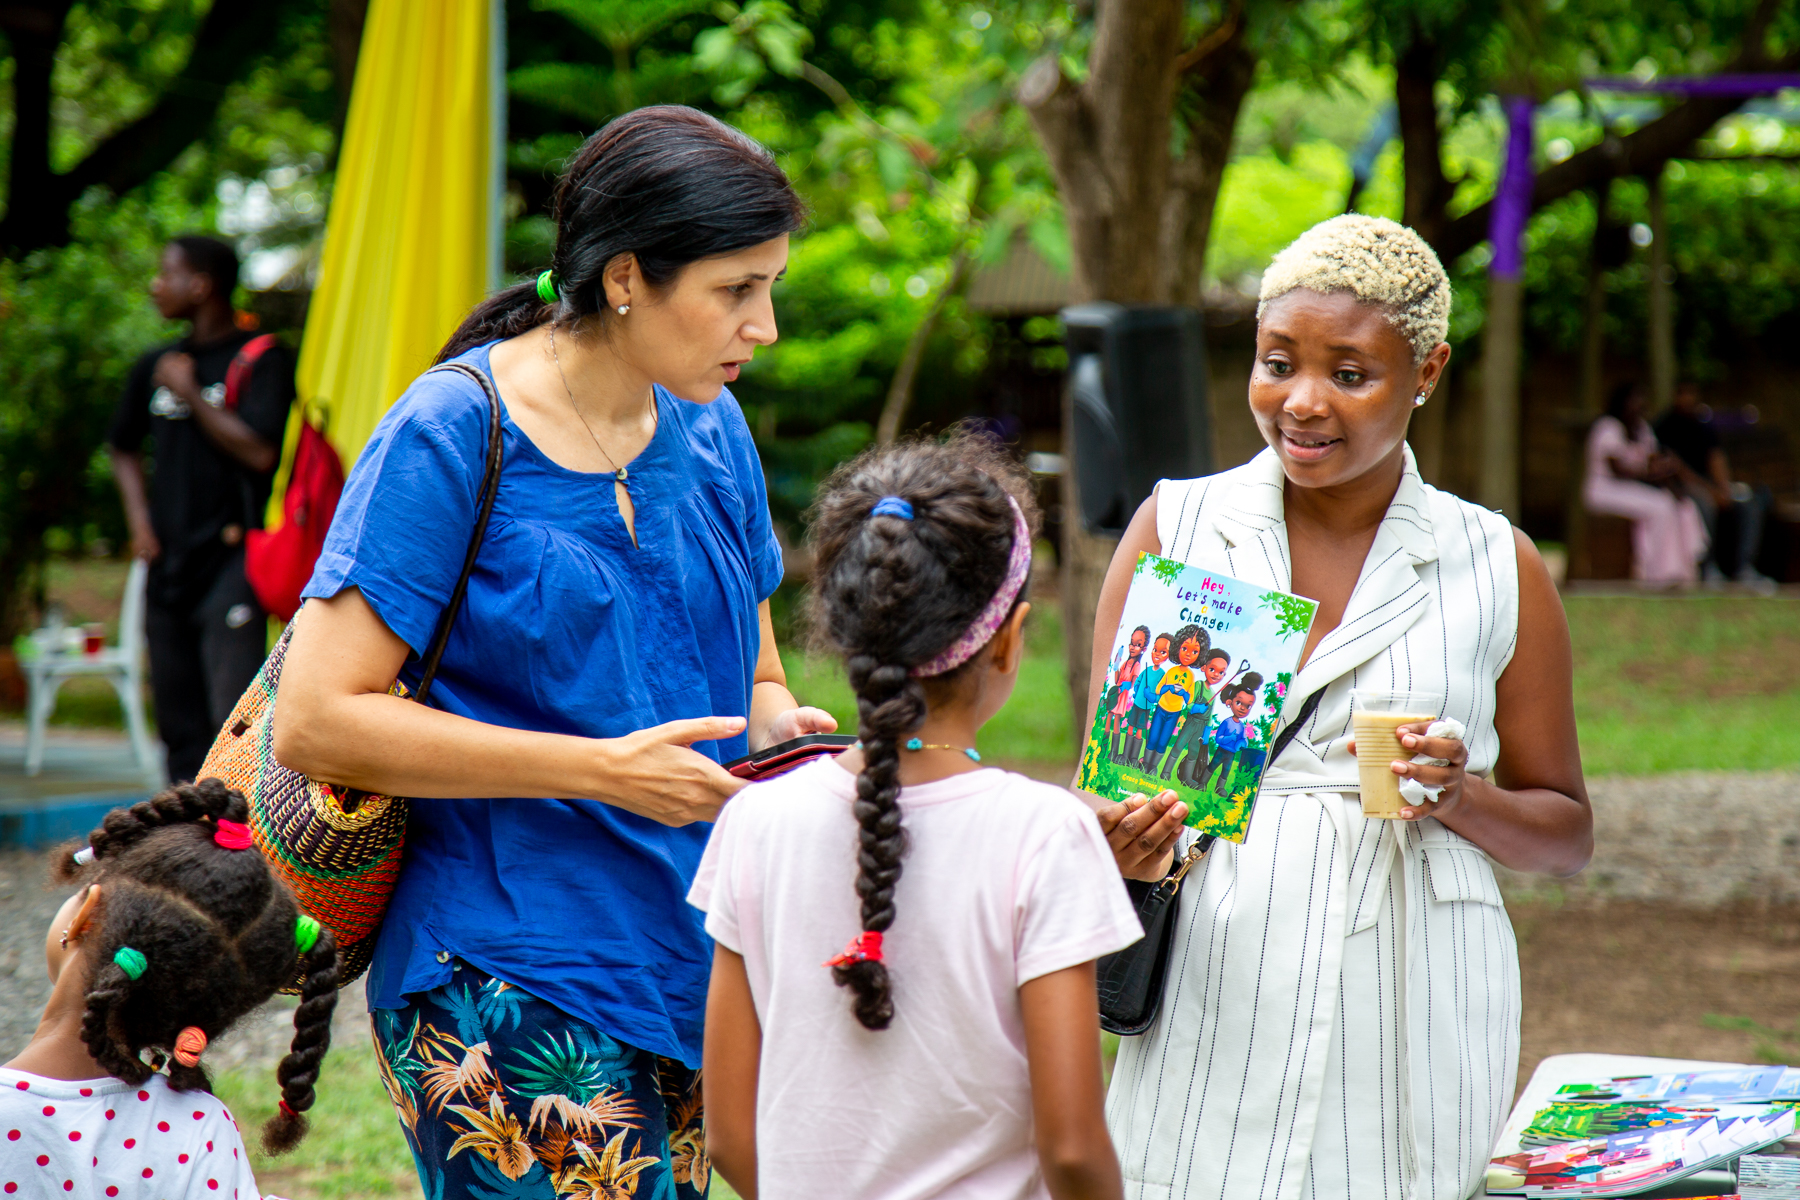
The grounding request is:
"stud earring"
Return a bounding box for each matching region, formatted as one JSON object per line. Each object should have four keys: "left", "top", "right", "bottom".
{"left": 1414, "top": 390, "right": 1430, "bottom": 407}
{"left": 616, "top": 304, "right": 629, "bottom": 316}
{"left": 59, "top": 927, "right": 71, "bottom": 950}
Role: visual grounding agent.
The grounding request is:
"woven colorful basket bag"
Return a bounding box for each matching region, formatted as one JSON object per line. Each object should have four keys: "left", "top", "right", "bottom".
{"left": 197, "top": 361, "right": 504, "bottom": 991}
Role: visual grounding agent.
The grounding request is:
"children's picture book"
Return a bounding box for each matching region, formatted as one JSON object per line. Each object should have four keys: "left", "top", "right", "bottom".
{"left": 1486, "top": 1107, "right": 1798, "bottom": 1198}
{"left": 1553, "top": 1069, "right": 1800, "bottom": 1107}
{"left": 1522, "top": 1100, "right": 1779, "bottom": 1148}
{"left": 1075, "top": 552, "right": 1318, "bottom": 843}
{"left": 1492, "top": 1056, "right": 1800, "bottom": 1199}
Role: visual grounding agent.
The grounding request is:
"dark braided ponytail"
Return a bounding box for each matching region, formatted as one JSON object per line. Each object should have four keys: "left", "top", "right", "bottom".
{"left": 806, "top": 430, "right": 1038, "bottom": 1030}
{"left": 264, "top": 922, "right": 338, "bottom": 1153}
{"left": 54, "top": 779, "right": 341, "bottom": 1154}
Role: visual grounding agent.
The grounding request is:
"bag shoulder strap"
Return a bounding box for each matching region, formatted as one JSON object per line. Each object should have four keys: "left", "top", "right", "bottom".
{"left": 413, "top": 361, "right": 505, "bottom": 705}
{"left": 223, "top": 333, "right": 281, "bottom": 411}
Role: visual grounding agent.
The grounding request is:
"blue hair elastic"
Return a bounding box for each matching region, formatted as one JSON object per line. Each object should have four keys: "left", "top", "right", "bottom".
{"left": 871, "top": 496, "right": 913, "bottom": 521}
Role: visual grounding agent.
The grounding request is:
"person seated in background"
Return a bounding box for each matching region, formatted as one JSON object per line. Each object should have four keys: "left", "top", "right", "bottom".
{"left": 1654, "top": 381, "right": 1774, "bottom": 585}
{"left": 1583, "top": 380, "right": 1708, "bottom": 584}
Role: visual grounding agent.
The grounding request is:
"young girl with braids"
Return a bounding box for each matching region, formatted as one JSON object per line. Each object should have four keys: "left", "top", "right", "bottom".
{"left": 691, "top": 435, "right": 1142, "bottom": 1200}
{"left": 0, "top": 779, "right": 339, "bottom": 1198}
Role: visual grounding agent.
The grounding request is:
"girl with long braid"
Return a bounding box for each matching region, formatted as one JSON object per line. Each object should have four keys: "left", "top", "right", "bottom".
{"left": 692, "top": 434, "right": 1141, "bottom": 1200}
{"left": 1, "top": 779, "right": 339, "bottom": 1196}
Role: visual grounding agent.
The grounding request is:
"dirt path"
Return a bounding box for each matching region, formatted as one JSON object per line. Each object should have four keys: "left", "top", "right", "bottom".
{"left": 1513, "top": 899, "right": 1800, "bottom": 1088}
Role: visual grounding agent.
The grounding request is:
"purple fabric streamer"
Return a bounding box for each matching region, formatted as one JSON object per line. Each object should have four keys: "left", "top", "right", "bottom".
{"left": 1488, "top": 95, "right": 1535, "bottom": 279}
{"left": 1588, "top": 74, "right": 1800, "bottom": 96}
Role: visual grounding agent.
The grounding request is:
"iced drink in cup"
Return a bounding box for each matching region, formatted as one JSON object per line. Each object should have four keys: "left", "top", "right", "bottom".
{"left": 1351, "top": 689, "right": 1443, "bottom": 818}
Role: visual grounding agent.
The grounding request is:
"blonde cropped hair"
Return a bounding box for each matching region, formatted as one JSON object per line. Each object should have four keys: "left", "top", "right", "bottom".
{"left": 1256, "top": 214, "right": 1451, "bottom": 364}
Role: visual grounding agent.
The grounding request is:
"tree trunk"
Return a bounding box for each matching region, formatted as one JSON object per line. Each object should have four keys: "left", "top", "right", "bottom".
{"left": 1020, "top": 0, "right": 1188, "bottom": 744}
{"left": 1647, "top": 167, "right": 1675, "bottom": 409}
{"left": 1020, "top": 0, "right": 1273, "bottom": 748}
{"left": 1577, "top": 182, "right": 1613, "bottom": 416}
{"left": 0, "top": 2, "right": 75, "bottom": 253}
{"left": 1157, "top": 19, "right": 1257, "bottom": 306}
{"left": 1480, "top": 273, "right": 1523, "bottom": 516}
{"left": 875, "top": 250, "right": 971, "bottom": 444}
{"left": 1020, "top": 0, "right": 1184, "bottom": 306}
{"left": 1395, "top": 32, "right": 1456, "bottom": 247}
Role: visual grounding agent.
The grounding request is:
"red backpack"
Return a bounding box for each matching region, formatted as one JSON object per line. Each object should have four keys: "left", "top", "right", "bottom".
{"left": 226, "top": 335, "right": 346, "bottom": 621}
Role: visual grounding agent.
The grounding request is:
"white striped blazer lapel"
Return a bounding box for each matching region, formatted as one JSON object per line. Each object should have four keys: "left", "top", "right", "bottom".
{"left": 1288, "top": 450, "right": 1439, "bottom": 710}
{"left": 1199, "top": 446, "right": 1442, "bottom": 721}
{"left": 1207, "top": 449, "right": 1292, "bottom": 593}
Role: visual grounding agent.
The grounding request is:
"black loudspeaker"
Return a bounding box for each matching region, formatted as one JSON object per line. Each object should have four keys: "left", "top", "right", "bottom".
{"left": 1062, "top": 303, "right": 1213, "bottom": 534}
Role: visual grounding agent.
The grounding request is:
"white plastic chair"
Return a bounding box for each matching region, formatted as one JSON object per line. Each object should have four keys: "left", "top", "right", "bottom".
{"left": 24, "top": 558, "right": 161, "bottom": 787}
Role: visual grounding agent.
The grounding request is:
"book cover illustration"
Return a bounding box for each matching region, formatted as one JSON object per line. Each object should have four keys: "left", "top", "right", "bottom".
{"left": 1487, "top": 1106, "right": 1797, "bottom": 1198}
{"left": 1075, "top": 553, "right": 1318, "bottom": 843}
{"left": 1522, "top": 1100, "right": 1766, "bottom": 1148}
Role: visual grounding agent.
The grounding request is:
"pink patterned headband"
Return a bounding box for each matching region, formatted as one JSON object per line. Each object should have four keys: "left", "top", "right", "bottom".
{"left": 911, "top": 495, "right": 1031, "bottom": 677}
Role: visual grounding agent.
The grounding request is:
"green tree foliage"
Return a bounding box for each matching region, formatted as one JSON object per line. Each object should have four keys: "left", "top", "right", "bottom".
{"left": 0, "top": 191, "right": 197, "bottom": 634}
{"left": 507, "top": 0, "right": 1063, "bottom": 523}
{"left": 1519, "top": 149, "right": 1800, "bottom": 374}
{"left": 0, "top": 1, "right": 337, "bottom": 635}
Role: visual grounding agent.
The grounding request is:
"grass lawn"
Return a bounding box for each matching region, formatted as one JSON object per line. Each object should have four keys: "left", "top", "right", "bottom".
{"left": 210, "top": 1026, "right": 754, "bottom": 1200}
{"left": 1564, "top": 594, "right": 1800, "bottom": 776}
{"left": 212, "top": 1029, "right": 424, "bottom": 1199}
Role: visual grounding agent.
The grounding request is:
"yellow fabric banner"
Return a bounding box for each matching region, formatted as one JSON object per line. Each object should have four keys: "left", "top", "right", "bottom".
{"left": 273, "top": 0, "right": 500, "bottom": 512}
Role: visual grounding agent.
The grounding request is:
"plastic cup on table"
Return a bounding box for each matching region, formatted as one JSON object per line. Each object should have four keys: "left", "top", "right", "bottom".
{"left": 1350, "top": 688, "right": 1444, "bottom": 818}
{"left": 83, "top": 623, "right": 106, "bottom": 654}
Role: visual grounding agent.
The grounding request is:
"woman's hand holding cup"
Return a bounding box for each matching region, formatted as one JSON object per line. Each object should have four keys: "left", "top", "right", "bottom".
{"left": 1346, "top": 722, "right": 1471, "bottom": 822}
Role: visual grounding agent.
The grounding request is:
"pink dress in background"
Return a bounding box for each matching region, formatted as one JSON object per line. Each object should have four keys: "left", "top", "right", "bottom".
{"left": 1583, "top": 415, "right": 1708, "bottom": 583}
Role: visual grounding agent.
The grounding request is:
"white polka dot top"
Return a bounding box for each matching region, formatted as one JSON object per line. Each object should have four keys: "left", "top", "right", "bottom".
{"left": 0, "top": 1068, "right": 266, "bottom": 1199}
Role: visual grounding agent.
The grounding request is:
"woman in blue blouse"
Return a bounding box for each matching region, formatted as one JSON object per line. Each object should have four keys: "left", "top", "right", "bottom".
{"left": 273, "top": 107, "right": 834, "bottom": 1198}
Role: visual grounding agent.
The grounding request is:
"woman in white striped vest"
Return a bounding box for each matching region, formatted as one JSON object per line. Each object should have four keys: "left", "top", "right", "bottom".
{"left": 1087, "top": 215, "right": 1592, "bottom": 1200}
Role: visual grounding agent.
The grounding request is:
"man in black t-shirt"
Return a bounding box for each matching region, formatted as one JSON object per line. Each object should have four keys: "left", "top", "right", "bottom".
{"left": 1653, "top": 382, "right": 1771, "bottom": 582}
{"left": 106, "top": 236, "right": 296, "bottom": 781}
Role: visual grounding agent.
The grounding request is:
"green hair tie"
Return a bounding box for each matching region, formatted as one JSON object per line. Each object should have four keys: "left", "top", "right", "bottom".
{"left": 294, "top": 914, "right": 322, "bottom": 955}
{"left": 113, "top": 947, "right": 147, "bottom": 980}
{"left": 536, "top": 269, "right": 559, "bottom": 304}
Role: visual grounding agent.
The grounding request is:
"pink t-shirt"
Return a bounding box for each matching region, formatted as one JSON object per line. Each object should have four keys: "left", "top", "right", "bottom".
{"left": 0, "top": 1067, "right": 267, "bottom": 1199}
{"left": 688, "top": 758, "right": 1142, "bottom": 1200}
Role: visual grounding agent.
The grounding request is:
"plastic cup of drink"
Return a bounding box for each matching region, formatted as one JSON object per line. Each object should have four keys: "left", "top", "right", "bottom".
{"left": 1351, "top": 689, "right": 1443, "bottom": 818}
{"left": 83, "top": 623, "right": 106, "bottom": 654}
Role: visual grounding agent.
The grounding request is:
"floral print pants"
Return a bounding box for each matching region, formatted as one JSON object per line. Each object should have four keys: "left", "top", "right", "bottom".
{"left": 372, "top": 959, "right": 709, "bottom": 1199}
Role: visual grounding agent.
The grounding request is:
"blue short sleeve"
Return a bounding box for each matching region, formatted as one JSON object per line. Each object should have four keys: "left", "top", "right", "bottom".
{"left": 296, "top": 347, "right": 788, "bottom": 1066}
{"left": 304, "top": 371, "right": 489, "bottom": 654}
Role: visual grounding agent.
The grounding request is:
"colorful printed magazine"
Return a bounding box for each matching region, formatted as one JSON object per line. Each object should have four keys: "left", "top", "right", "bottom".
{"left": 1075, "top": 553, "right": 1317, "bottom": 843}
{"left": 1486, "top": 1107, "right": 1797, "bottom": 1198}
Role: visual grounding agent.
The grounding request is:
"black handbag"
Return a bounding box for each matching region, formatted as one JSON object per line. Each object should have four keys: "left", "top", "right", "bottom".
{"left": 1097, "top": 688, "right": 1326, "bottom": 1035}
